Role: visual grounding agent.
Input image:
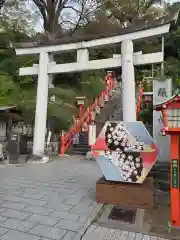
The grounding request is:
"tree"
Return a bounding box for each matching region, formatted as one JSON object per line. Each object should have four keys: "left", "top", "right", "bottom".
{"left": 0, "top": 1, "right": 38, "bottom": 36}
{"left": 0, "top": 3, "right": 38, "bottom": 119}
{"left": 0, "top": 2, "right": 106, "bottom": 130}
{"left": 29, "top": 0, "right": 102, "bottom": 41}
{"left": 101, "top": 0, "right": 163, "bottom": 26}
{"left": 0, "top": 0, "right": 5, "bottom": 10}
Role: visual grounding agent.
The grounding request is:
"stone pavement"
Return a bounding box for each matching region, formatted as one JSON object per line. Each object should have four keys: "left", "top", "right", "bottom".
{"left": 0, "top": 156, "right": 170, "bottom": 240}
{"left": 82, "top": 225, "right": 169, "bottom": 240}
{"left": 0, "top": 156, "right": 102, "bottom": 240}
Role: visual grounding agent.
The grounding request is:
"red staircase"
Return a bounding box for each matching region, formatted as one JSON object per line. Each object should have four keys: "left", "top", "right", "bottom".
{"left": 60, "top": 72, "right": 116, "bottom": 155}
{"left": 60, "top": 73, "right": 144, "bottom": 156}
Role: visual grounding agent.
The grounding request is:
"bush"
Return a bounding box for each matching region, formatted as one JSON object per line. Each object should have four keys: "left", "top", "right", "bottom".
{"left": 138, "top": 105, "right": 153, "bottom": 124}
{"left": 47, "top": 71, "right": 106, "bottom": 131}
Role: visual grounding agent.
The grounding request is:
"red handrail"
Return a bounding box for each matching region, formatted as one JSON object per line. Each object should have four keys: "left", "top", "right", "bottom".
{"left": 60, "top": 72, "right": 116, "bottom": 155}
{"left": 136, "top": 86, "right": 144, "bottom": 119}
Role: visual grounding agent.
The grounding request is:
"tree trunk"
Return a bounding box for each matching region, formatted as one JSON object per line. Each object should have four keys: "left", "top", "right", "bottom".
{"left": 0, "top": 0, "right": 5, "bottom": 9}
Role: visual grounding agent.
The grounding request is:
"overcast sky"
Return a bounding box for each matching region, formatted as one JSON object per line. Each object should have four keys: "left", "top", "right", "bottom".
{"left": 168, "top": 0, "right": 180, "bottom": 2}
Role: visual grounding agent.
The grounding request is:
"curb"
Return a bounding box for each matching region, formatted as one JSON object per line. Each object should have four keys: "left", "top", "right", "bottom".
{"left": 58, "top": 154, "right": 69, "bottom": 157}
{"left": 78, "top": 203, "right": 104, "bottom": 238}
{"left": 27, "top": 156, "right": 52, "bottom": 164}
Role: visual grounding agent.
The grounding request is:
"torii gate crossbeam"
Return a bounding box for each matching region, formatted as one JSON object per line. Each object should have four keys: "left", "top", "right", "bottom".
{"left": 18, "top": 52, "right": 163, "bottom": 75}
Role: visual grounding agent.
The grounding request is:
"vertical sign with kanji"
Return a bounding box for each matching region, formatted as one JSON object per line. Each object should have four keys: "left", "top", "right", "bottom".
{"left": 172, "top": 159, "right": 179, "bottom": 188}
{"left": 153, "top": 78, "right": 172, "bottom": 163}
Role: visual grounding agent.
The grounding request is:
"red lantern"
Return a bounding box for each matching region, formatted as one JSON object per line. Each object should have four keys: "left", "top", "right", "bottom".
{"left": 155, "top": 93, "right": 180, "bottom": 228}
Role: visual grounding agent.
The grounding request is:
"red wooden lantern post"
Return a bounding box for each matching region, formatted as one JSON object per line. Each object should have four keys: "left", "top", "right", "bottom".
{"left": 76, "top": 97, "right": 85, "bottom": 119}
{"left": 155, "top": 93, "right": 180, "bottom": 228}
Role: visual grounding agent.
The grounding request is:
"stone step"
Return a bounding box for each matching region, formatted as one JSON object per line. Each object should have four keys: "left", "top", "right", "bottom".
{"left": 68, "top": 148, "right": 91, "bottom": 155}
{"left": 78, "top": 141, "right": 89, "bottom": 145}
{"left": 68, "top": 151, "right": 87, "bottom": 156}
{"left": 73, "top": 144, "right": 90, "bottom": 149}
{"left": 70, "top": 147, "right": 90, "bottom": 152}
{"left": 79, "top": 137, "right": 88, "bottom": 141}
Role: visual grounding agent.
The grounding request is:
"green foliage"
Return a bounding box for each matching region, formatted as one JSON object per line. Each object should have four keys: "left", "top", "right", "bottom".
{"left": 48, "top": 72, "right": 105, "bottom": 130}
{"left": 78, "top": 71, "right": 105, "bottom": 101}
{"left": 164, "top": 27, "right": 180, "bottom": 87}
{"left": 0, "top": 70, "right": 37, "bottom": 124}
{"left": 165, "top": 27, "right": 180, "bottom": 60}
{"left": 138, "top": 105, "right": 153, "bottom": 124}
{"left": 48, "top": 102, "right": 76, "bottom": 130}
{"left": 0, "top": 71, "right": 19, "bottom": 106}
{"left": 50, "top": 88, "right": 76, "bottom": 103}
{"left": 103, "top": 0, "right": 162, "bottom": 24}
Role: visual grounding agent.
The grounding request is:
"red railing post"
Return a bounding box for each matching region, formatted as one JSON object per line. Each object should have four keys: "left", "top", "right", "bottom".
{"left": 78, "top": 104, "right": 83, "bottom": 119}
{"left": 87, "top": 107, "right": 91, "bottom": 123}
{"left": 109, "top": 79, "right": 113, "bottom": 97}
{"left": 60, "top": 131, "right": 65, "bottom": 155}
{"left": 136, "top": 86, "right": 144, "bottom": 120}
{"left": 76, "top": 118, "right": 80, "bottom": 132}
{"left": 103, "top": 91, "right": 105, "bottom": 101}
{"left": 100, "top": 91, "right": 105, "bottom": 107}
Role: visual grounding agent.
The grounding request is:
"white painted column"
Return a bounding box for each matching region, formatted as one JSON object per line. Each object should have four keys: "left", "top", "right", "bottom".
{"left": 33, "top": 51, "right": 49, "bottom": 156}
{"left": 49, "top": 54, "right": 54, "bottom": 88}
{"left": 121, "top": 39, "right": 136, "bottom": 121}
{"left": 77, "top": 49, "right": 89, "bottom": 69}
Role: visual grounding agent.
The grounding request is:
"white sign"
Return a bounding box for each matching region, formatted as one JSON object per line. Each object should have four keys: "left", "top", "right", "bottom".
{"left": 0, "top": 121, "right": 6, "bottom": 140}
{"left": 153, "top": 78, "right": 172, "bottom": 163}
{"left": 88, "top": 124, "right": 96, "bottom": 147}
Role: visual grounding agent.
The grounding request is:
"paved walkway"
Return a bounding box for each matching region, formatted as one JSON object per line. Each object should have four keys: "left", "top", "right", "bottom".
{"left": 82, "top": 225, "right": 168, "bottom": 240}
{"left": 0, "top": 156, "right": 169, "bottom": 240}
{"left": 0, "top": 156, "right": 102, "bottom": 240}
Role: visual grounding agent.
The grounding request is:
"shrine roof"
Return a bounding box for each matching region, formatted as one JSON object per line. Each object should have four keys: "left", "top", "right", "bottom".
{"left": 154, "top": 94, "right": 180, "bottom": 110}
{"left": 14, "top": 13, "right": 179, "bottom": 49}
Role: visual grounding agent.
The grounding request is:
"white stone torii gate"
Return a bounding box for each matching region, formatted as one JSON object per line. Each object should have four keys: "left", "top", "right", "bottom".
{"left": 15, "top": 22, "right": 171, "bottom": 156}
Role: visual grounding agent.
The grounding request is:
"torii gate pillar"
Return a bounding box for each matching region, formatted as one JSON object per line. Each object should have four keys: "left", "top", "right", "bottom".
{"left": 33, "top": 51, "right": 49, "bottom": 156}
{"left": 121, "top": 39, "right": 136, "bottom": 121}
